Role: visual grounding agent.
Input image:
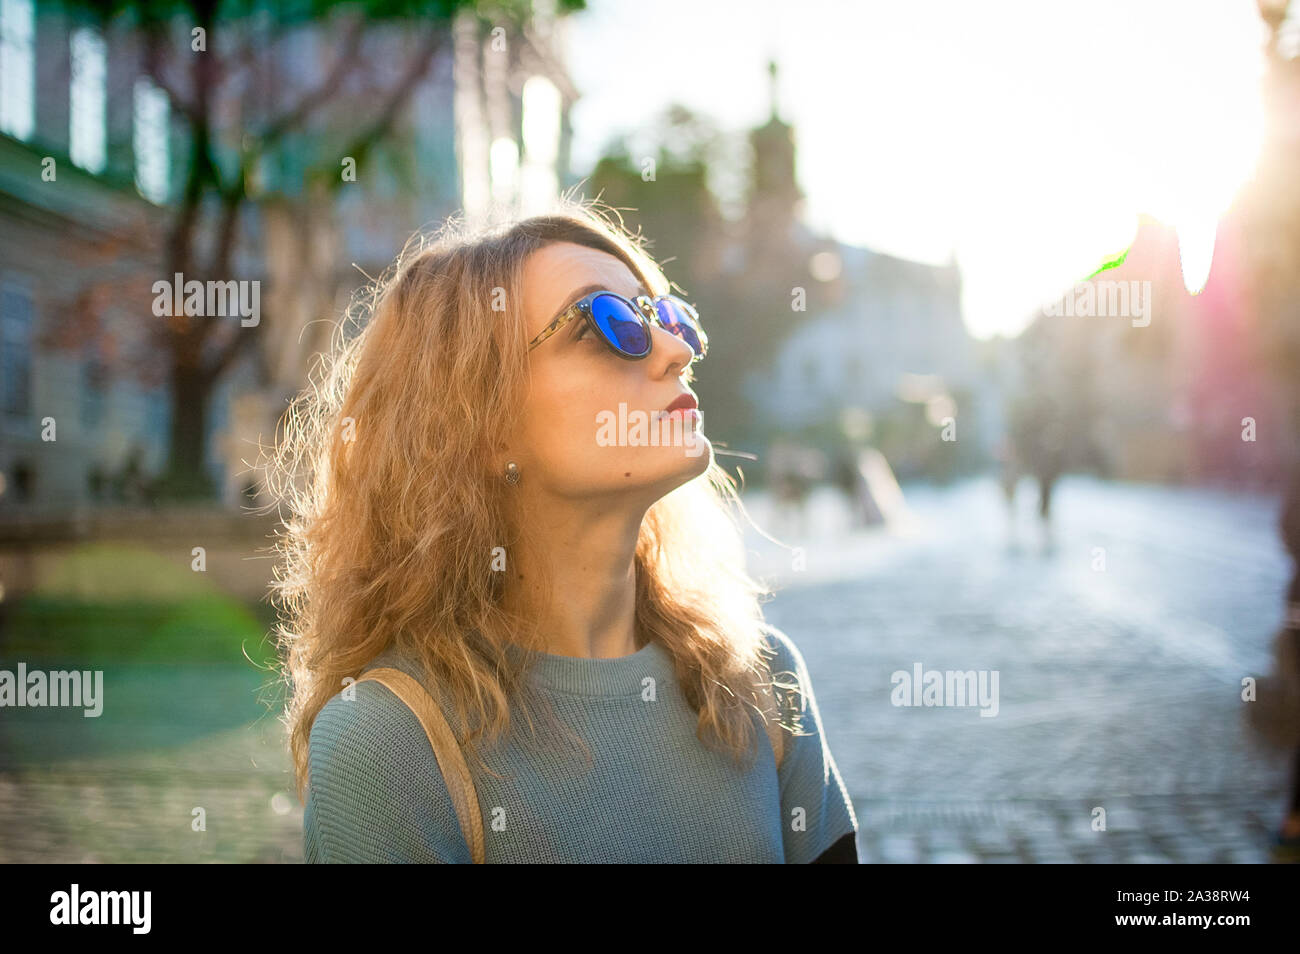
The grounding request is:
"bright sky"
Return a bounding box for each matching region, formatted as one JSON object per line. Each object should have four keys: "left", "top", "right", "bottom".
{"left": 562, "top": 0, "right": 1271, "bottom": 339}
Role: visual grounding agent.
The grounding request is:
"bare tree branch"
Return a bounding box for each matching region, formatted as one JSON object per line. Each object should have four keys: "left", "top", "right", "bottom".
{"left": 210, "top": 11, "right": 294, "bottom": 80}
{"left": 207, "top": 312, "right": 266, "bottom": 379}
{"left": 141, "top": 23, "right": 200, "bottom": 124}
{"left": 316, "top": 27, "right": 446, "bottom": 186}
{"left": 259, "top": 15, "right": 367, "bottom": 145}
{"left": 184, "top": 179, "right": 247, "bottom": 351}
{"left": 211, "top": 180, "right": 246, "bottom": 278}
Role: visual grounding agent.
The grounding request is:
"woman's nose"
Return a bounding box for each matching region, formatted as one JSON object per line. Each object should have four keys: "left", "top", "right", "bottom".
{"left": 650, "top": 322, "right": 696, "bottom": 371}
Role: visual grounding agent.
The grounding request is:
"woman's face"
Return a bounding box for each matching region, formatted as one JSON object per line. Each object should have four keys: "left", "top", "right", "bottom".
{"left": 509, "top": 241, "right": 712, "bottom": 503}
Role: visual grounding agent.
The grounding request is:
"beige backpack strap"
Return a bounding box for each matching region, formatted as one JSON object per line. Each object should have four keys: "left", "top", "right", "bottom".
{"left": 356, "top": 667, "right": 485, "bottom": 864}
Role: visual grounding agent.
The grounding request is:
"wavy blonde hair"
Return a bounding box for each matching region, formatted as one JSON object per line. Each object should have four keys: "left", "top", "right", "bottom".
{"left": 265, "top": 197, "right": 801, "bottom": 802}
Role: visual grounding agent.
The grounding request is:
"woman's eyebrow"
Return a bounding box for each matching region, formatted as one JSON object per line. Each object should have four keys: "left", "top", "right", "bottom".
{"left": 551, "top": 283, "right": 602, "bottom": 320}
{"left": 550, "top": 281, "right": 651, "bottom": 322}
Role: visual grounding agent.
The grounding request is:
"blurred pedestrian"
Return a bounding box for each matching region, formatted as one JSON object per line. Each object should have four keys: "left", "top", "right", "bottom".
{"left": 994, "top": 435, "right": 1021, "bottom": 548}
{"left": 118, "top": 445, "right": 149, "bottom": 506}
{"left": 1248, "top": 470, "right": 1300, "bottom": 862}
{"left": 833, "top": 448, "right": 869, "bottom": 528}
{"left": 770, "top": 440, "right": 820, "bottom": 538}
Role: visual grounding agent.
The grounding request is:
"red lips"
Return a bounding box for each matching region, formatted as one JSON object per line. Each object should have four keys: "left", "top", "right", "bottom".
{"left": 662, "top": 393, "right": 699, "bottom": 414}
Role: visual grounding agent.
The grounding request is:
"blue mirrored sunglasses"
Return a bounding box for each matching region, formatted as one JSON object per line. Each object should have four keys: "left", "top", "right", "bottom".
{"left": 527, "top": 290, "right": 708, "bottom": 362}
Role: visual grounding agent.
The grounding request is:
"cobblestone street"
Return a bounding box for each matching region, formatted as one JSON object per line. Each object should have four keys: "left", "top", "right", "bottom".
{"left": 0, "top": 475, "right": 1292, "bottom": 863}
{"left": 745, "top": 474, "right": 1295, "bottom": 862}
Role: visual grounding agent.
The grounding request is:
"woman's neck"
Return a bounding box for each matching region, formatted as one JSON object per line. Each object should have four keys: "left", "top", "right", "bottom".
{"left": 501, "top": 501, "right": 647, "bottom": 659}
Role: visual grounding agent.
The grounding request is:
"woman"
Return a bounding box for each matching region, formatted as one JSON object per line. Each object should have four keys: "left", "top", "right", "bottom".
{"left": 269, "top": 199, "right": 859, "bottom": 863}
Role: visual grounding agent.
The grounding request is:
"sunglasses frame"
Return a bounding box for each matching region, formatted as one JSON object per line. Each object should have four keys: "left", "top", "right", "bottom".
{"left": 527, "top": 290, "right": 709, "bottom": 362}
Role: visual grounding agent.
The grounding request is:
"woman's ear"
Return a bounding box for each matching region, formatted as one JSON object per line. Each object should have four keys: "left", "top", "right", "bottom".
{"left": 487, "top": 434, "right": 516, "bottom": 482}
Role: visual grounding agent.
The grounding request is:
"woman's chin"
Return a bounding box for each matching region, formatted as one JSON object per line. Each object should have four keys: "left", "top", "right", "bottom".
{"left": 647, "top": 435, "right": 714, "bottom": 484}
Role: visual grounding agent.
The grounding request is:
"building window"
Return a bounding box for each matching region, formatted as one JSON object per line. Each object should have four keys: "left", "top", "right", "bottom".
{"left": 145, "top": 384, "right": 169, "bottom": 448}
{"left": 0, "top": 0, "right": 34, "bottom": 140}
{"left": 69, "top": 27, "right": 106, "bottom": 174}
{"left": 80, "top": 345, "right": 107, "bottom": 430}
{"left": 1, "top": 280, "right": 33, "bottom": 419}
{"left": 133, "top": 76, "right": 169, "bottom": 203}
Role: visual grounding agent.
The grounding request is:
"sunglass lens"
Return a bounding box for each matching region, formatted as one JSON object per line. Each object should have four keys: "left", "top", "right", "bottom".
{"left": 590, "top": 294, "right": 650, "bottom": 356}
{"left": 654, "top": 297, "right": 706, "bottom": 357}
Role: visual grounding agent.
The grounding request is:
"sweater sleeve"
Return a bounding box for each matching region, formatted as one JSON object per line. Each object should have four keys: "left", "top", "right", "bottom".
{"left": 764, "top": 625, "right": 860, "bottom": 864}
{"left": 303, "top": 680, "right": 472, "bottom": 863}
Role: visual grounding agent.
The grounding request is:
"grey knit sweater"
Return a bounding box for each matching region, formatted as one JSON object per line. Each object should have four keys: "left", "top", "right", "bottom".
{"left": 303, "top": 626, "right": 858, "bottom": 863}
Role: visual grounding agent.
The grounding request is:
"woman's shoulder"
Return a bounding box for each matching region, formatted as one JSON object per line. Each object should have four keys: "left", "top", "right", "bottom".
{"left": 757, "top": 621, "right": 807, "bottom": 681}
{"left": 304, "top": 648, "right": 470, "bottom": 862}
{"left": 307, "top": 647, "right": 443, "bottom": 789}
{"left": 755, "top": 621, "right": 822, "bottom": 731}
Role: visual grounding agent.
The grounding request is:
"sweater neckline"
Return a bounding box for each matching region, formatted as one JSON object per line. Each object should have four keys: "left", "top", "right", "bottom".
{"left": 504, "top": 637, "right": 675, "bottom": 697}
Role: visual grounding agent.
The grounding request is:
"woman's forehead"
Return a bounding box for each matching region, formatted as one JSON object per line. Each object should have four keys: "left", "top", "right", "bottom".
{"left": 523, "top": 243, "right": 645, "bottom": 338}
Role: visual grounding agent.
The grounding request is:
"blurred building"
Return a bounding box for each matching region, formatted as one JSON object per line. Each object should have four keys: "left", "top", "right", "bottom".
{"left": 0, "top": 2, "right": 575, "bottom": 512}
{"left": 0, "top": 2, "right": 166, "bottom": 512}
{"left": 998, "top": 3, "right": 1300, "bottom": 493}
{"left": 728, "top": 64, "right": 988, "bottom": 478}
{"left": 744, "top": 246, "right": 976, "bottom": 432}
{"left": 1006, "top": 212, "right": 1294, "bottom": 489}
{"left": 1005, "top": 7, "right": 1300, "bottom": 493}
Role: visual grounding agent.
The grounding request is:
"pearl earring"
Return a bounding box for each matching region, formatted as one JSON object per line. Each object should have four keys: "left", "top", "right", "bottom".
{"left": 504, "top": 461, "right": 520, "bottom": 485}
